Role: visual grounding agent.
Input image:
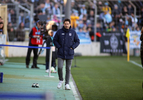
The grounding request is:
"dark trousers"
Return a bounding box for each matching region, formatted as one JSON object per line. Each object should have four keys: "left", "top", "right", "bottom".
{"left": 46, "top": 61, "right": 56, "bottom": 70}
{"left": 26, "top": 47, "right": 38, "bottom": 67}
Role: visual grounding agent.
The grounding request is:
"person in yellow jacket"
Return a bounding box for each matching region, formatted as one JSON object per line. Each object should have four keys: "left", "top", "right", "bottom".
{"left": 70, "top": 13, "right": 79, "bottom": 29}
{"left": 102, "top": 2, "right": 111, "bottom": 15}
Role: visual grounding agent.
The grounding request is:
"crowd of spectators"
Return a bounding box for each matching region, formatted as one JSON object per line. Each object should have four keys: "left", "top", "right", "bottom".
{"left": 0, "top": 0, "right": 143, "bottom": 42}
{"left": 69, "top": 1, "right": 143, "bottom": 41}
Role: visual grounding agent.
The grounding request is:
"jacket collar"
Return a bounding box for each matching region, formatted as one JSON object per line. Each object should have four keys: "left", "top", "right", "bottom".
{"left": 62, "top": 26, "right": 71, "bottom": 32}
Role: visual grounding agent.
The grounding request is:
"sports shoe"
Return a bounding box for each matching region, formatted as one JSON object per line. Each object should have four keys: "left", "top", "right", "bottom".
{"left": 35, "top": 83, "right": 39, "bottom": 88}
{"left": 35, "top": 66, "right": 40, "bottom": 69}
{"left": 57, "top": 81, "right": 64, "bottom": 89}
{"left": 31, "top": 65, "right": 35, "bottom": 69}
{"left": 32, "top": 83, "right": 36, "bottom": 87}
{"left": 45, "top": 69, "right": 49, "bottom": 73}
{"left": 52, "top": 70, "right": 57, "bottom": 73}
{"left": 31, "top": 65, "right": 40, "bottom": 69}
{"left": 65, "top": 84, "right": 71, "bottom": 90}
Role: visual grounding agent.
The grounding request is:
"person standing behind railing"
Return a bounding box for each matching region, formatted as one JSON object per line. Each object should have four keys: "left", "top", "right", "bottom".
{"left": 25, "top": 20, "right": 42, "bottom": 69}
{"left": 45, "top": 30, "right": 57, "bottom": 73}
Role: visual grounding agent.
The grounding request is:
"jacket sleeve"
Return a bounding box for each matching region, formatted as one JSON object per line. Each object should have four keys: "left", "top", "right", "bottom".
{"left": 71, "top": 31, "right": 80, "bottom": 49}
{"left": 29, "top": 29, "right": 33, "bottom": 38}
{"left": 53, "top": 30, "right": 61, "bottom": 48}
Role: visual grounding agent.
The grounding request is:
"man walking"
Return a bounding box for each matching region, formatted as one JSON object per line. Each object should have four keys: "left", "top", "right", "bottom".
{"left": 53, "top": 19, "right": 80, "bottom": 90}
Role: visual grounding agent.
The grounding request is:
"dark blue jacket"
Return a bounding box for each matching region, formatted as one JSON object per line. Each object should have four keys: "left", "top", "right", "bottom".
{"left": 53, "top": 26, "right": 80, "bottom": 59}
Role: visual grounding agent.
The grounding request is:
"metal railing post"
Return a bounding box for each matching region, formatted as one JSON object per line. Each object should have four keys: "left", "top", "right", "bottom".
{"left": 30, "top": 4, "right": 34, "bottom": 29}
{"left": 48, "top": 47, "right": 52, "bottom": 77}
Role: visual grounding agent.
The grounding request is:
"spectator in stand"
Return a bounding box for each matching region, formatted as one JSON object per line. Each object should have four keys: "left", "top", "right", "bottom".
{"left": 7, "top": 22, "right": 13, "bottom": 30}
{"left": 8, "top": 9, "right": 11, "bottom": 23}
{"left": 45, "top": 0, "right": 51, "bottom": 9}
{"left": 83, "top": 25, "right": 87, "bottom": 33}
{"left": 118, "top": 15, "right": 124, "bottom": 30}
{"left": 112, "top": 4, "right": 121, "bottom": 28}
{"left": 8, "top": 26, "right": 15, "bottom": 41}
{"left": 125, "top": 16, "right": 132, "bottom": 30}
{"left": 106, "top": 21, "right": 115, "bottom": 32}
{"left": 88, "top": 27, "right": 94, "bottom": 42}
{"left": 70, "top": 13, "right": 79, "bottom": 29}
{"left": 19, "top": 10, "right": 25, "bottom": 24}
{"left": 104, "top": 14, "right": 112, "bottom": 25}
{"left": 79, "top": 28, "right": 83, "bottom": 32}
{"left": 47, "top": 15, "right": 51, "bottom": 23}
{"left": 53, "top": 15, "right": 60, "bottom": 26}
{"left": 39, "top": 3, "right": 46, "bottom": 14}
{"left": 24, "top": 15, "right": 30, "bottom": 28}
{"left": 96, "top": 22, "right": 103, "bottom": 32}
{"left": 72, "top": 10, "right": 79, "bottom": 16}
{"left": 52, "top": 3, "right": 60, "bottom": 15}
{"left": 78, "top": 20, "right": 84, "bottom": 29}
{"left": 102, "top": 2, "right": 112, "bottom": 24}
{"left": 112, "top": 27, "right": 117, "bottom": 32}
{"left": 15, "top": 22, "right": 25, "bottom": 41}
{"left": 135, "top": 27, "right": 140, "bottom": 32}
{"left": 87, "top": 21, "right": 94, "bottom": 31}
{"left": 8, "top": 22, "right": 15, "bottom": 40}
{"left": 45, "top": 0, "right": 52, "bottom": 15}
{"left": 87, "top": 10, "right": 95, "bottom": 27}
{"left": 122, "top": 6, "right": 128, "bottom": 16}
{"left": 80, "top": 5, "right": 87, "bottom": 15}
{"left": 102, "top": 2, "right": 111, "bottom": 15}
{"left": 82, "top": 14, "right": 87, "bottom": 25}
{"left": 37, "top": 9, "right": 43, "bottom": 15}
{"left": 28, "top": 0, "right": 40, "bottom": 10}
{"left": 97, "top": 1, "right": 103, "bottom": 15}
{"left": 86, "top": 2, "right": 95, "bottom": 14}
{"left": 127, "top": 4, "right": 134, "bottom": 15}
{"left": 130, "top": 12, "right": 138, "bottom": 28}
{"left": 71, "top": 0, "right": 79, "bottom": 12}
{"left": 10, "top": 9, "right": 16, "bottom": 25}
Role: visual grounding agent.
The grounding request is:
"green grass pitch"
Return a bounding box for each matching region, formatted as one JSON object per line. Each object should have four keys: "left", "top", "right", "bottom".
{"left": 6, "top": 56, "right": 143, "bottom": 100}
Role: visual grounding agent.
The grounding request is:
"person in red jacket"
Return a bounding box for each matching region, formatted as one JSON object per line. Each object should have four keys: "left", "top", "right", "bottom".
{"left": 25, "top": 20, "right": 42, "bottom": 69}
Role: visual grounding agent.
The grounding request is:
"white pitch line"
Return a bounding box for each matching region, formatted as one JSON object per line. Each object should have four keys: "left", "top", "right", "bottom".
{"left": 70, "top": 75, "right": 82, "bottom": 100}
{"left": 130, "top": 60, "right": 142, "bottom": 68}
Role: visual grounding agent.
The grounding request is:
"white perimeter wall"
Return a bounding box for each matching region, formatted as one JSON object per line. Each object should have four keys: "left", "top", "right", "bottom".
{"left": 6, "top": 42, "right": 110, "bottom": 57}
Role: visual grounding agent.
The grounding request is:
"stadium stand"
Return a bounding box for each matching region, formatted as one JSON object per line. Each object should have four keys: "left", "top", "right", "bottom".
{"left": 0, "top": 0, "right": 143, "bottom": 41}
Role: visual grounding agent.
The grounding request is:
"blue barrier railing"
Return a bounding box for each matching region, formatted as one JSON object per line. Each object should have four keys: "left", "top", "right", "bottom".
{"left": 0, "top": 44, "right": 50, "bottom": 49}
